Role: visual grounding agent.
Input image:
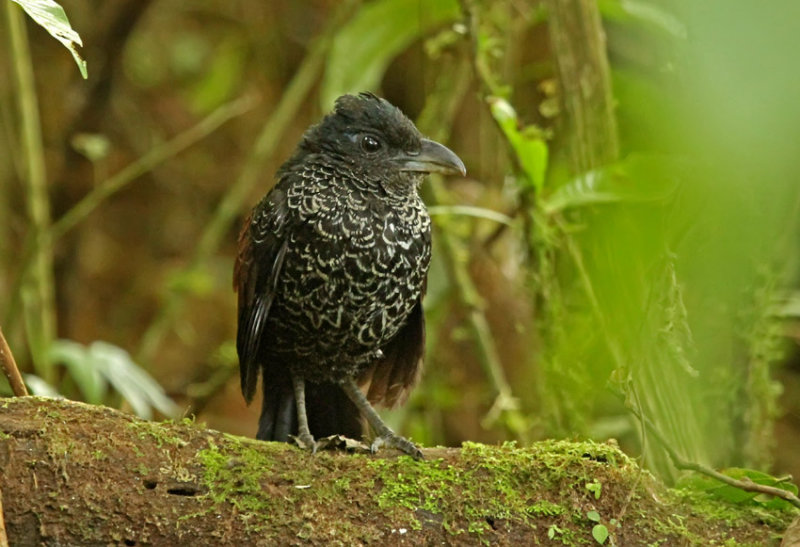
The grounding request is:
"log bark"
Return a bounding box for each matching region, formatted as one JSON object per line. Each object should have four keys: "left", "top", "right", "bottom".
{"left": 0, "top": 397, "right": 792, "bottom": 545}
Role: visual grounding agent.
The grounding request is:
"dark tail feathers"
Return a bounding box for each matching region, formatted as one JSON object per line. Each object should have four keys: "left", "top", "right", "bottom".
{"left": 257, "top": 375, "right": 364, "bottom": 442}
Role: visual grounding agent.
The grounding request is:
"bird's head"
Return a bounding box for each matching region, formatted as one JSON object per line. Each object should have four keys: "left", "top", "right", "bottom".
{"left": 296, "top": 92, "right": 465, "bottom": 193}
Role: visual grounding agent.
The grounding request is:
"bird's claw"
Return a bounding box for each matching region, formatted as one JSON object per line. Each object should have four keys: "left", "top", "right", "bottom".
{"left": 291, "top": 433, "right": 318, "bottom": 455}
{"left": 370, "top": 433, "right": 423, "bottom": 460}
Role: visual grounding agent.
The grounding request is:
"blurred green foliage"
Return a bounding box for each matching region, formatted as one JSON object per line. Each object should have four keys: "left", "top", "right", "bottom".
{"left": 320, "top": 0, "right": 460, "bottom": 109}
{"left": 47, "top": 339, "right": 180, "bottom": 419}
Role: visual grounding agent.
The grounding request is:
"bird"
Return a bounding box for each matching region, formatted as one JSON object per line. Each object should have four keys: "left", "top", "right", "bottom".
{"left": 234, "top": 92, "right": 465, "bottom": 459}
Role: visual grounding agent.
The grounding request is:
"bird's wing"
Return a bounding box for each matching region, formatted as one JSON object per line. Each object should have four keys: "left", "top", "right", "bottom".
{"left": 234, "top": 187, "right": 290, "bottom": 403}
{"left": 361, "top": 296, "right": 426, "bottom": 408}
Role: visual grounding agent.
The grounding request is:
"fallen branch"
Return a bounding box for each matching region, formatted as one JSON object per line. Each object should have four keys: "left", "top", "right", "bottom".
{"left": 627, "top": 402, "right": 800, "bottom": 510}
{"left": 0, "top": 397, "right": 789, "bottom": 545}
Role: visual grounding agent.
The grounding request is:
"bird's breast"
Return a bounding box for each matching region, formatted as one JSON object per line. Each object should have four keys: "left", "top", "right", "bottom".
{"left": 268, "top": 183, "right": 431, "bottom": 376}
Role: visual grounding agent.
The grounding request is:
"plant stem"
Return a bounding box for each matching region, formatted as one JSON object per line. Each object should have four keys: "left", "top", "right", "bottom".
{"left": 3, "top": 95, "right": 256, "bottom": 335}
{"left": 50, "top": 94, "right": 257, "bottom": 241}
{"left": 6, "top": 2, "right": 56, "bottom": 382}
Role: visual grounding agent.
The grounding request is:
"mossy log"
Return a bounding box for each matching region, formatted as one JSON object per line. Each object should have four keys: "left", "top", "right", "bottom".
{"left": 0, "top": 397, "right": 794, "bottom": 545}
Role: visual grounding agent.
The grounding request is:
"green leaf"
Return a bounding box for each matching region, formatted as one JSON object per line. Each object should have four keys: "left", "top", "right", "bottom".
{"left": 427, "top": 205, "right": 514, "bottom": 226}
{"left": 586, "top": 510, "right": 601, "bottom": 522}
{"left": 50, "top": 340, "right": 180, "bottom": 419}
{"left": 22, "top": 374, "right": 61, "bottom": 398}
{"left": 71, "top": 133, "right": 111, "bottom": 163}
{"left": 585, "top": 479, "right": 603, "bottom": 499}
{"left": 320, "top": 0, "right": 460, "bottom": 109}
{"left": 188, "top": 37, "right": 246, "bottom": 114}
{"left": 167, "top": 266, "right": 215, "bottom": 296}
{"left": 542, "top": 153, "right": 684, "bottom": 214}
{"left": 11, "top": 0, "right": 87, "bottom": 78}
{"left": 774, "top": 291, "right": 800, "bottom": 318}
{"left": 50, "top": 339, "right": 107, "bottom": 404}
{"left": 488, "top": 97, "right": 548, "bottom": 192}
{"left": 88, "top": 342, "right": 180, "bottom": 419}
{"left": 592, "top": 524, "right": 609, "bottom": 544}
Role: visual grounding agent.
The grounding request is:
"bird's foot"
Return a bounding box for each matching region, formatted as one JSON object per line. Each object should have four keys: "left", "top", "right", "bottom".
{"left": 290, "top": 432, "right": 318, "bottom": 454}
{"left": 370, "top": 433, "right": 423, "bottom": 460}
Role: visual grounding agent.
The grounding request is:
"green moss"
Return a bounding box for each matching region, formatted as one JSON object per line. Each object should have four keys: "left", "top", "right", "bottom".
{"left": 163, "top": 416, "right": 204, "bottom": 430}
{"left": 195, "top": 436, "right": 377, "bottom": 540}
{"left": 195, "top": 437, "right": 283, "bottom": 533}
{"left": 134, "top": 463, "right": 150, "bottom": 476}
{"left": 364, "top": 440, "right": 625, "bottom": 539}
{"left": 187, "top": 432, "right": 795, "bottom": 544}
{"left": 529, "top": 500, "right": 567, "bottom": 517}
{"left": 126, "top": 421, "right": 187, "bottom": 448}
{"left": 370, "top": 456, "right": 459, "bottom": 511}
{"left": 332, "top": 476, "right": 351, "bottom": 493}
{"left": 37, "top": 406, "right": 63, "bottom": 420}
{"left": 650, "top": 514, "right": 704, "bottom": 545}
{"left": 546, "top": 523, "right": 583, "bottom": 545}
{"left": 279, "top": 464, "right": 315, "bottom": 487}
{"left": 46, "top": 434, "right": 77, "bottom": 459}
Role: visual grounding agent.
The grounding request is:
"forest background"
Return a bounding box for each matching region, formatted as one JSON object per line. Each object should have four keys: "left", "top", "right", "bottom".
{"left": 1, "top": 0, "right": 799, "bottom": 490}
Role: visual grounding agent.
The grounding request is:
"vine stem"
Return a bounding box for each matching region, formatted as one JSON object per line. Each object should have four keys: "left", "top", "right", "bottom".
{"left": 50, "top": 94, "right": 257, "bottom": 242}
{"left": 417, "top": 57, "right": 529, "bottom": 442}
{"left": 6, "top": 2, "right": 56, "bottom": 383}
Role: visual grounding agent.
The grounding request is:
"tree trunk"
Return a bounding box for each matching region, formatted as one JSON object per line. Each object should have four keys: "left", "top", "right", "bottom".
{"left": 545, "top": 0, "right": 619, "bottom": 171}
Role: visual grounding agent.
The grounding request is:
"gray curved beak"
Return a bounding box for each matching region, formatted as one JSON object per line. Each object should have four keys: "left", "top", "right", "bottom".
{"left": 397, "top": 138, "right": 466, "bottom": 176}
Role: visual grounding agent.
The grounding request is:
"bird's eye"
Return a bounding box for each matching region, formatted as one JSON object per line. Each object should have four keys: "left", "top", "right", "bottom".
{"left": 360, "top": 135, "right": 382, "bottom": 153}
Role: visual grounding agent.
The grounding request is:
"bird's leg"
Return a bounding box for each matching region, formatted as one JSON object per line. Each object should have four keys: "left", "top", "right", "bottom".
{"left": 339, "top": 377, "right": 423, "bottom": 460}
{"left": 291, "top": 374, "right": 317, "bottom": 453}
